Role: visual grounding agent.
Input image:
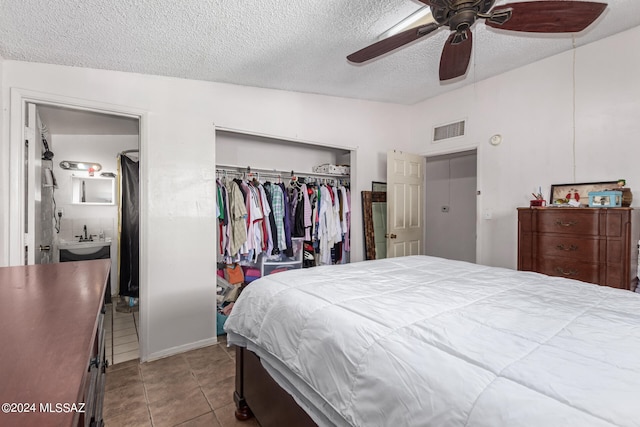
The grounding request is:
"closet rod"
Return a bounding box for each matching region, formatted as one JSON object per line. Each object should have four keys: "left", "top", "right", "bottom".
{"left": 215, "top": 164, "right": 349, "bottom": 180}
{"left": 216, "top": 169, "right": 283, "bottom": 180}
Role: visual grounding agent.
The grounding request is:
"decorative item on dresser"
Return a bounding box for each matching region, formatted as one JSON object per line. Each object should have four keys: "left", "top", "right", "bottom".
{"left": 518, "top": 207, "right": 640, "bottom": 291}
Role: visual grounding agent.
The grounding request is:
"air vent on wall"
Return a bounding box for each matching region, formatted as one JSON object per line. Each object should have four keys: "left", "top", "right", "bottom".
{"left": 433, "top": 120, "right": 465, "bottom": 142}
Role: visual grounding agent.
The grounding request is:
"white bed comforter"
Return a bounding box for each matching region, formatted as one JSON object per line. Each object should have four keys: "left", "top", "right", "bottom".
{"left": 224, "top": 256, "right": 640, "bottom": 427}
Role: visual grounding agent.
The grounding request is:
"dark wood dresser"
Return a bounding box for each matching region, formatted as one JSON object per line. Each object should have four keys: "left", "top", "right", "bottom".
{"left": 518, "top": 207, "right": 640, "bottom": 291}
{"left": 0, "top": 259, "right": 111, "bottom": 427}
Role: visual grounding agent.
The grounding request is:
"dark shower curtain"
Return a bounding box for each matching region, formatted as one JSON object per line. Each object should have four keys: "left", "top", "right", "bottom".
{"left": 119, "top": 154, "right": 139, "bottom": 298}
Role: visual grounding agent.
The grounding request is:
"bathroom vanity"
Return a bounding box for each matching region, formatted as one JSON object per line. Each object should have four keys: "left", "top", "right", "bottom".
{"left": 0, "top": 259, "right": 111, "bottom": 427}
{"left": 59, "top": 239, "right": 113, "bottom": 304}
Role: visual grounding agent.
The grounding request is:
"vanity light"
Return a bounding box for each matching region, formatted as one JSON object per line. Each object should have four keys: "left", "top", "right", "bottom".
{"left": 59, "top": 161, "right": 102, "bottom": 171}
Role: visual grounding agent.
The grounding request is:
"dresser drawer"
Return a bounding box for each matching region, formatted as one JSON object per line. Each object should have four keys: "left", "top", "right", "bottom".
{"left": 536, "top": 211, "right": 599, "bottom": 235}
{"left": 537, "top": 235, "right": 599, "bottom": 261}
{"left": 537, "top": 258, "right": 599, "bottom": 284}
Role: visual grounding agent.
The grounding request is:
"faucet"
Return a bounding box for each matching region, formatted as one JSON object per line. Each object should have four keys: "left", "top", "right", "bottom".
{"left": 75, "top": 225, "right": 93, "bottom": 242}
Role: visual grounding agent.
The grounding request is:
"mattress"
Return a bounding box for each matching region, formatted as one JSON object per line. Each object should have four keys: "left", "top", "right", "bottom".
{"left": 224, "top": 255, "right": 640, "bottom": 427}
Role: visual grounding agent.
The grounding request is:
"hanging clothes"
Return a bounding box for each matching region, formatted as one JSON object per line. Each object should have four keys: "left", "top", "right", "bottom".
{"left": 279, "top": 182, "right": 293, "bottom": 257}
{"left": 227, "top": 180, "right": 248, "bottom": 257}
{"left": 216, "top": 169, "right": 350, "bottom": 267}
{"left": 269, "top": 183, "right": 287, "bottom": 253}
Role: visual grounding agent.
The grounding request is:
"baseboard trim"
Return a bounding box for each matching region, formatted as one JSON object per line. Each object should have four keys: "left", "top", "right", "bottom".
{"left": 145, "top": 337, "right": 219, "bottom": 362}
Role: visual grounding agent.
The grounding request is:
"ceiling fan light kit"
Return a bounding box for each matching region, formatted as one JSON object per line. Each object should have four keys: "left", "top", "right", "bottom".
{"left": 348, "top": 1, "right": 607, "bottom": 81}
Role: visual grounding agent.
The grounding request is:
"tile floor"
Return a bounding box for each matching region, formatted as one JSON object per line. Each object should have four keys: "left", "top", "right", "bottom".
{"left": 104, "top": 302, "right": 140, "bottom": 366}
{"left": 103, "top": 336, "right": 261, "bottom": 427}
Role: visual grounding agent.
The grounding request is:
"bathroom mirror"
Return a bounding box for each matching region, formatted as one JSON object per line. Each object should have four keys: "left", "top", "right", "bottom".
{"left": 362, "top": 191, "right": 387, "bottom": 260}
{"left": 71, "top": 176, "right": 116, "bottom": 205}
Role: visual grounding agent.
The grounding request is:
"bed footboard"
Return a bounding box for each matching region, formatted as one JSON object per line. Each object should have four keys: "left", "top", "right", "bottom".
{"left": 233, "top": 346, "right": 317, "bottom": 426}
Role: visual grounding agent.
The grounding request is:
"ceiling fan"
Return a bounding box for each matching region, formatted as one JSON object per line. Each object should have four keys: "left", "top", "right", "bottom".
{"left": 347, "top": 1, "right": 607, "bottom": 81}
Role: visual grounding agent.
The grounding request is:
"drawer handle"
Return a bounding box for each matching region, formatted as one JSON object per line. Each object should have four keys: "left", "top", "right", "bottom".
{"left": 555, "top": 267, "right": 578, "bottom": 277}
{"left": 90, "top": 355, "right": 101, "bottom": 368}
{"left": 555, "top": 220, "right": 577, "bottom": 227}
{"left": 556, "top": 244, "right": 578, "bottom": 252}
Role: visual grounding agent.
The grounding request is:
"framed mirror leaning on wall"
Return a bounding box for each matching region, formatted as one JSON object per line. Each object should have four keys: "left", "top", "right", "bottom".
{"left": 362, "top": 191, "right": 387, "bottom": 260}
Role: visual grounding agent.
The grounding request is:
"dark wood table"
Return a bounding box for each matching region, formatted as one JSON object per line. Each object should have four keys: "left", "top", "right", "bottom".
{"left": 0, "top": 259, "right": 110, "bottom": 427}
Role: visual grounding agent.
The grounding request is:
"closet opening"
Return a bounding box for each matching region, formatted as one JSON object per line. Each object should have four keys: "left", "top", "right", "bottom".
{"left": 214, "top": 128, "right": 354, "bottom": 330}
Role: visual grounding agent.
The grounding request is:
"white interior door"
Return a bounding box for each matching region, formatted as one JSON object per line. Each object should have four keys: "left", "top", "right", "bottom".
{"left": 386, "top": 150, "right": 424, "bottom": 258}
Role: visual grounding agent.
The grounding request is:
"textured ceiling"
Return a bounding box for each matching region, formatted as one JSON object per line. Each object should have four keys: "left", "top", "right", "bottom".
{"left": 1, "top": 0, "right": 639, "bottom": 105}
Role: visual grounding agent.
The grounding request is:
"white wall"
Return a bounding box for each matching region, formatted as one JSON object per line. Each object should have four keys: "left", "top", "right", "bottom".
{"left": 216, "top": 131, "right": 350, "bottom": 173}
{"left": 0, "top": 62, "right": 413, "bottom": 360}
{"left": 409, "top": 26, "right": 640, "bottom": 269}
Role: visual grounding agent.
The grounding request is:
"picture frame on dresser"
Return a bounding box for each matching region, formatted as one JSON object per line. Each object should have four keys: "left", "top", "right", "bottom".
{"left": 549, "top": 181, "right": 619, "bottom": 206}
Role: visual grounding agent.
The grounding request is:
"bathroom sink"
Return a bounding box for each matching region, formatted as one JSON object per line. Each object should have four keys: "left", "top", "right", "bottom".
{"left": 59, "top": 239, "right": 112, "bottom": 254}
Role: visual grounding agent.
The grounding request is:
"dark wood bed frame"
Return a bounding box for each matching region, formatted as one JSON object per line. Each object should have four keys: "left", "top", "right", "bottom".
{"left": 234, "top": 346, "right": 318, "bottom": 426}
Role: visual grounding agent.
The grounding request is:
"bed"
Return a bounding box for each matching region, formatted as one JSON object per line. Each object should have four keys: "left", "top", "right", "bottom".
{"left": 224, "top": 255, "right": 640, "bottom": 427}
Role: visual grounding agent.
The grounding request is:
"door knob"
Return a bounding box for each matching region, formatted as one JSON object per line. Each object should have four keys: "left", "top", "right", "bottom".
{"left": 385, "top": 233, "right": 397, "bottom": 239}
{"left": 39, "top": 245, "right": 51, "bottom": 252}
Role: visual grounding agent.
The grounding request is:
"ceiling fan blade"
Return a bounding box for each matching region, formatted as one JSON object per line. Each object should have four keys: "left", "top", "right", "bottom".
{"left": 440, "top": 30, "right": 473, "bottom": 81}
{"left": 417, "top": 0, "right": 448, "bottom": 7}
{"left": 347, "top": 22, "right": 440, "bottom": 63}
{"left": 486, "top": 1, "right": 607, "bottom": 33}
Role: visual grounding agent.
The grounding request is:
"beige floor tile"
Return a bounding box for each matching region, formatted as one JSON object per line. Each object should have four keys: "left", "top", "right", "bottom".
{"left": 175, "top": 411, "right": 222, "bottom": 427}
{"left": 113, "top": 350, "right": 140, "bottom": 365}
{"left": 200, "top": 375, "right": 235, "bottom": 410}
{"left": 148, "top": 387, "right": 211, "bottom": 427}
{"left": 107, "top": 358, "right": 140, "bottom": 373}
{"left": 224, "top": 343, "right": 237, "bottom": 358}
{"left": 103, "top": 381, "right": 147, "bottom": 419}
{"left": 144, "top": 367, "right": 199, "bottom": 404}
{"left": 114, "top": 341, "right": 139, "bottom": 355}
{"left": 184, "top": 345, "right": 232, "bottom": 375}
{"left": 114, "top": 310, "right": 134, "bottom": 319}
{"left": 105, "top": 365, "right": 142, "bottom": 392}
{"left": 140, "top": 353, "right": 190, "bottom": 380}
{"left": 194, "top": 357, "right": 235, "bottom": 388}
{"left": 113, "top": 318, "right": 136, "bottom": 331}
{"left": 112, "top": 314, "right": 134, "bottom": 323}
{"left": 113, "top": 327, "right": 138, "bottom": 338}
{"left": 113, "top": 333, "right": 138, "bottom": 346}
{"left": 214, "top": 402, "right": 260, "bottom": 427}
{"left": 103, "top": 403, "right": 151, "bottom": 427}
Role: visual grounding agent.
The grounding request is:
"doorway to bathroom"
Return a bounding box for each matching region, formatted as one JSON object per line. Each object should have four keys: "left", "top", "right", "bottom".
{"left": 25, "top": 101, "right": 141, "bottom": 365}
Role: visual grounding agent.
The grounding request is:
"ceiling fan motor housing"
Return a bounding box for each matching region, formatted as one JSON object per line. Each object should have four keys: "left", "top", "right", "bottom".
{"left": 432, "top": 0, "right": 497, "bottom": 28}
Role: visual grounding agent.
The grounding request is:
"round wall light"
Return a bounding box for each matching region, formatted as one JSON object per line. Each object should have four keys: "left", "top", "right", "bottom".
{"left": 489, "top": 134, "right": 503, "bottom": 146}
